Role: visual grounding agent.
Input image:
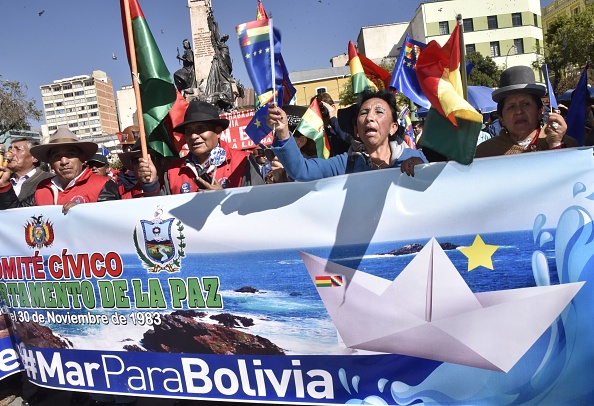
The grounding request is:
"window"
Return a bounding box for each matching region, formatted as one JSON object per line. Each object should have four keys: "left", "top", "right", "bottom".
{"left": 44, "top": 103, "right": 53, "bottom": 109}
{"left": 533, "top": 13, "right": 538, "bottom": 27}
{"left": 490, "top": 41, "right": 500, "bottom": 57}
{"left": 69, "top": 123, "right": 78, "bottom": 128}
{"left": 84, "top": 80, "right": 93, "bottom": 87}
{"left": 88, "top": 104, "right": 98, "bottom": 109}
{"left": 74, "top": 91, "right": 84, "bottom": 96}
{"left": 78, "top": 114, "right": 86, "bottom": 119}
{"left": 48, "top": 126, "right": 57, "bottom": 131}
{"left": 52, "top": 86, "right": 61, "bottom": 92}
{"left": 439, "top": 21, "right": 449, "bottom": 35}
{"left": 64, "top": 92, "right": 73, "bottom": 98}
{"left": 85, "top": 89, "right": 95, "bottom": 95}
{"left": 572, "top": 7, "right": 579, "bottom": 15}
{"left": 463, "top": 18, "right": 474, "bottom": 32}
{"left": 513, "top": 38, "right": 524, "bottom": 54}
{"left": 316, "top": 87, "right": 327, "bottom": 95}
{"left": 66, "top": 108, "right": 75, "bottom": 113}
{"left": 487, "top": 15, "right": 498, "bottom": 29}
{"left": 86, "top": 97, "right": 97, "bottom": 102}
{"left": 62, "top": 84, "right": 72, "bottom": 90}
{"left": 41, "top": 88, "right": 51, "bottom": 94}
{"left": 512, "top": 13, "right": 522, "bottom": 27}
{"left": 55, "top": 102, "right": 63, "bottom": 107}
{"left": 90, "top": 112, "right": 99, "bottom": 117}
{"left": 536, "top": 39, "right": 541, "bottom": 53}
{"left": 466, "top": 44, "right": 476, "bottom": 55}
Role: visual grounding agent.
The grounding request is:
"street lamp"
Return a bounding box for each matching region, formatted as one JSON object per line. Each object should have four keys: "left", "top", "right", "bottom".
{"left": 505, "top": 45, "right": 515, "bottom": 68}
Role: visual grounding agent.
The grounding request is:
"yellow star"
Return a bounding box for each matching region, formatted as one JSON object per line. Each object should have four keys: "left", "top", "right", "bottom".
{"left": 245, "top": 53, "right": 250, "bottom": 59}
{"left": 265, "top": 47, "right": 270, "bottom": 53}
{"left": 259, "top": 49, "right": 263, "bottom": 54}
{"left": 253, "top": 51, "right": 257, "bottom": 56}
{"left": 458, "top": 235, "right": 499, "bottom": 271}
{"left": 254, "top": 118, "right": 261, "bottom": 128}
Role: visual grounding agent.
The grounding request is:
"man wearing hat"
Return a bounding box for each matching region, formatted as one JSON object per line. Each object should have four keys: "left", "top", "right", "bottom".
{"left": 0, "top": 128, "right": 120, "bottom": 212}
{"left": 476, "top": 66, "right": 577, "bottom": 158}
{"left": 117, "top": 140, "right": 160, "bottom": 199}
{"left": 147, "top": 100, "right": 247, "bottom": 194}
{"left": 85, "top": 153, "right": 111, "bottom": 178}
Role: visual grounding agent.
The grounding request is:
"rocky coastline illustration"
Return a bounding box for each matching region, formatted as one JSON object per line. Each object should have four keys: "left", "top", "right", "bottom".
{"left": 381, "top": 242, "right": 459, "bottom": 256}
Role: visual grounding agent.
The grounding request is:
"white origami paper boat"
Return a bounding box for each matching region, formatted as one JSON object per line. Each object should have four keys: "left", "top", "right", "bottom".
{"left": 300, "top": 238, "right": 584, "bottom": 372}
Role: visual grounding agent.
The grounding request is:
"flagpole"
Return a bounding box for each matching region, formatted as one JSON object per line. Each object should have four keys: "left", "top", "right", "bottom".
{"left": 457, "top": 14, "right": 469, "bottom": 101}
{"left": 268, "top": 18, "right": 276, "bottom": 105}
{"left": 123, "top": 0, "right": 149, "bottom": 162}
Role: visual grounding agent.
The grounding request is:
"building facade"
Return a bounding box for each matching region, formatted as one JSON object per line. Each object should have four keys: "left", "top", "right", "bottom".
{"left": 410, "top": 0, "right": 544, "bottom": 76}
{"left": 115, "top": 84, "right": 138, "bottom": 131}
{"left": 289, "top": 66, "right": 351, "bottom": 106}
{"left": 40, "top": 70, "right": 119, "bottom": 139}
{"left": 541, "top": 0, "right": 593, "bottom": 34}
{"left": 357, "top": 22, "right": 409, "bottom": 62}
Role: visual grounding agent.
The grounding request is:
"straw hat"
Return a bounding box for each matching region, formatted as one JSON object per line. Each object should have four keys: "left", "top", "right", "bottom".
{"left": 30, "top": 128, "right": 97, "bottom": 162}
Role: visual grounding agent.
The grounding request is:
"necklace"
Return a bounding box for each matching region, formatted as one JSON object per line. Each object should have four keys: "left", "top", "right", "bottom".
{"left": 371, "top": 160, "right": 386, "bottom": 169}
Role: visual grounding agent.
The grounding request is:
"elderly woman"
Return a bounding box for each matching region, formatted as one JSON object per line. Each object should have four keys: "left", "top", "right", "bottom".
{"left": 266, "top": 89, "right": 427, "bottom": 182}
{"left": 475, "top": 66, "right": 578, "bottom": 158}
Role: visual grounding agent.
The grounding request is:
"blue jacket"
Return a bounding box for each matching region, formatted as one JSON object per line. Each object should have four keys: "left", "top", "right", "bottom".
{"left": 272, "top": 136, "right": 427, "bottom": 182}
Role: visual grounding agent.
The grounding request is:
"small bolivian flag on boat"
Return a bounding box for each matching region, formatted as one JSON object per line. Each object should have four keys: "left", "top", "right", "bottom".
{"left": 315, "top": 275, "right": 343, "bottom": 287}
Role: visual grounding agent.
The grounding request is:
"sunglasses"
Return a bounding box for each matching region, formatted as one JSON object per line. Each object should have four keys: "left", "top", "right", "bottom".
{"left": 86, "top": 162, "right": 106, "bottom": 168}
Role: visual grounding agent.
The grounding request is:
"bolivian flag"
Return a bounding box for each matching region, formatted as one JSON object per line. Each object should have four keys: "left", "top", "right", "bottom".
{"left": 120, "top": 0, "right": 188, "bottom": 158}
{"left": 348, "top": 41, "right": 372, "bottom": 95}
{"left": 415, "top": 24, "right": 482, "bottom": 165}
{"left": 296, "top": 98, "right": 330, "bottom": 158}
{"left": 315, "top": 275, "right": 343, "bottom": 288}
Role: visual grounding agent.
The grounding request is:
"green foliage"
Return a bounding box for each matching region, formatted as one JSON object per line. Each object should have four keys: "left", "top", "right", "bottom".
{"left": 541, "top": 5, "right": 594, "bottom": 93}
{"left": 466, "top": 52, "right": 503, "bottom": 88}
{"left": 0, "top": 78, "right": 42, "bottom": 134}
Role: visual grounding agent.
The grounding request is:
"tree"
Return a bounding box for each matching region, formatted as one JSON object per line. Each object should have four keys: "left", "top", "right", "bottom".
{"left": 0, "top": 78, "right": 42, "bottom": 134}
{"left": 539, "top": 5, "right": 594, "bottom": 93}
{"left": 466, "top": 52, "right": 502, "bottom": 88}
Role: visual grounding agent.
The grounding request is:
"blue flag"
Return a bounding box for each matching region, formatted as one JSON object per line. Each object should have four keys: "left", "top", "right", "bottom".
{"left": 390, "top": 34, "right": 430, "bottom": 109}
{"left": 244, "top": 105, "right": 273, "bottom": 144}
{"left": 236, "top": 18, "right": 295, "bottom": 108}
{"left": 541, "top": 64, "right": 558, "bottom": 109}
{"left": 565, "top": 64, "right": 589, "bottom": 146}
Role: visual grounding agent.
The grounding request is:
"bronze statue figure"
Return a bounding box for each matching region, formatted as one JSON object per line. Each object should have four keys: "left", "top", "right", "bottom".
{"left": 174, "top": 39, "right": 196, "bottom": 94}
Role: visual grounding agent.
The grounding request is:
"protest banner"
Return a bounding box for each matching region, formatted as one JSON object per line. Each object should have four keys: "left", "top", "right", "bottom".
{"left": 0, "top": 148, "right": 593, "bottom": 404}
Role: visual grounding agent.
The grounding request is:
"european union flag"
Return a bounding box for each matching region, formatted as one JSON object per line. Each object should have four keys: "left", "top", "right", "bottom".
{"left": 236, "top": 18, "right": 295, "bottom": 107}
{"left": 390, "top": 34, "right": 430, "bottom": 109}
{"left": 244, "top": 104, "right": 273, "bottom": 144}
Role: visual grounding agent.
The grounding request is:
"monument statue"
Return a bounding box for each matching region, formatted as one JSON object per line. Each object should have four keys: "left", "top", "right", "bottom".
{"left": 184, "top": 1, "right": 244, "bottom": 111}
{"left": 174, "top": 39, "right": 197, "bottom": 95}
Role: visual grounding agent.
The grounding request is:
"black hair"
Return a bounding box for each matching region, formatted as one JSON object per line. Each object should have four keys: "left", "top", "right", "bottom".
{"left": 356, "top": 89, "right": 399, "bottom": 123}
{"left": 496, "top": 93, "right": 543, "bottom": 116}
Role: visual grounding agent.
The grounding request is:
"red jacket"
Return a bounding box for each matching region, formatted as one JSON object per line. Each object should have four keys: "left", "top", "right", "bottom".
{"left": 34, "top": 168, "right": 119, "bottom": 205}
{"left": 164, "top": 150, "right": 249, "bottom": 195}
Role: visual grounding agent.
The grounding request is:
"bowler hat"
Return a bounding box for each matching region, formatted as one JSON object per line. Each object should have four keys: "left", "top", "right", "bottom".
{"left": 492, "top": 66, "right": 546, "bottom": 103}
{"left": 173, "top": 100, "right": 229, "bottom": 133}
{"left": 117, "top": 140, "right": 143, "bottom": 171}
{"left": 30, "top": 128, "right": 98, "bottom": 163}
{"left": 86, "top": 153, "right": 108, "bottom": 166}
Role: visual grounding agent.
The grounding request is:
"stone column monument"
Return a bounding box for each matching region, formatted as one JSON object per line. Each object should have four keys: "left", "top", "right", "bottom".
{"left": 187, "top": 0, "right": 244, "bottom": 111}
{"left": 188, "top": 0, "right": 215, "bottom": 96}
